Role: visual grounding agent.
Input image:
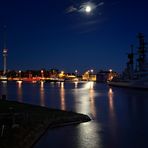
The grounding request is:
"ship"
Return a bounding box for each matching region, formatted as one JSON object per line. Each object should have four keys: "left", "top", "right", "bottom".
{"left": 108, "top": 33, "right": 148, "bottom": 89}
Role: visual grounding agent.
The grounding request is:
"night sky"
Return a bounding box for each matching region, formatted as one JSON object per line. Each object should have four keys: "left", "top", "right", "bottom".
{"left": 0, "top": 0, "right": 148, "bottom": 73}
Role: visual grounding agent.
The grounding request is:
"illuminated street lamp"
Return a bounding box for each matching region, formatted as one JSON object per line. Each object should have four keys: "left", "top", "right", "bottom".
{"left": 41, "top": 70, "right": 44, "bottom": 78}
{"left": 19, "top": 70, "right": 21, "bottom": 79}
{"left": 90, "top": 69, "right": 95, "bottom": 81}
{"left": 75, "top": 70, "right": 78, "bottom": 76}
{"left": 108, "top": 69, "right": 113, "bottom": 81}
{"left": 90, "top": 69, "right": 94, "bottom": 74}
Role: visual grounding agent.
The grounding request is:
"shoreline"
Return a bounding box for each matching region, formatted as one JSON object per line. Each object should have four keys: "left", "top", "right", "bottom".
{"left": 0, "top": 100, "right": 91, "bottom": 148}
{"left": 32, "top": 119, "right": 90, "bottom": 148}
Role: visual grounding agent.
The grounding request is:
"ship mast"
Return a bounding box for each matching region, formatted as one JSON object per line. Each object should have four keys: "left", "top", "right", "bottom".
{"left": 137, "top": 33, "right": 146, "bottom": 71}
{"left": 126, "top": 44, "right": 134, "bottom": 79}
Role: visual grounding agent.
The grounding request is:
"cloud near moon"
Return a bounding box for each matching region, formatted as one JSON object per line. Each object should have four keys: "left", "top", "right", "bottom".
{"left": 66, "top": 1, "right": 104, "bottom": 14}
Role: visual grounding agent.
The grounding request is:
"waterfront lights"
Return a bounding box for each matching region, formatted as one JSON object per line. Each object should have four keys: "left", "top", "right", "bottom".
{"left": 59, "top": 71, "right": 65, "bottom": 78}
{"left": 108, "top": 69, "right": 114, "bottom": 81}
{"left": 61, "top": 71, "right": 64, "bottom": 74}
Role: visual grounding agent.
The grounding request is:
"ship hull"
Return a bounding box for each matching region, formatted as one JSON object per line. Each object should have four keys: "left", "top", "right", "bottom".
{"left": 108, "top": 81, "right": 148, "bottom": 90}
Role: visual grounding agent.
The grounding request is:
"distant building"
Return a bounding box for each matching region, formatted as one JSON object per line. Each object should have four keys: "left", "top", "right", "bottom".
{"left": 96, "top": 70, "right": 109, "bottom": 82}
{"left": 96, "top": 70, "right": 118, "bottom": 82}
{"left": 82, "top": 71, "right": 96, "bottom": 81}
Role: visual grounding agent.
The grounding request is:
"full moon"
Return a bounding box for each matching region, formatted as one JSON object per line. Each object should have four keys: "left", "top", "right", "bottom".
{"left": 85, "top": 5, "right": 92, "bottom": 13}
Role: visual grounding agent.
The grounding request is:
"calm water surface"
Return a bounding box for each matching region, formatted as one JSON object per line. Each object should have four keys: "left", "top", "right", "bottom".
{"left": 0, "top": 81, "right": 148, "bottom": 148}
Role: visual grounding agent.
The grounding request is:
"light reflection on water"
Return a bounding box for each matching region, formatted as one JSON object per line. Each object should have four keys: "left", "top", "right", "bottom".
{"left": 73, "top": 82, "right": 97, "bottom": 118}
{"left": 60, "top": 82, "right": 66, "bottom": 110}
{"left": 77, "top": 122, "right": 102, "bottom": 148}
{"left": 1, "top": 81, "right": 148, "bottom": 148}
{"left": 108, "top": 88, "right": 114, "bottom": 115}
{"left": 1, "top": 81, "right": 7, "bottom": 96}
{"left": 40, "top": 81, "right": 45, "bottom": 107}
{"left": 107, "top": 88, "right": 118, "bottom": 144}
{"left": 74, "top": 81, "right": 78, "bottom": 88}
{"left": 17, "top": 81, "right": 23, "bottom": 102}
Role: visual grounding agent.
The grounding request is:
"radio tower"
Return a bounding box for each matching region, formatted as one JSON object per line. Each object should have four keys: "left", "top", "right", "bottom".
{"left": 3, "top": 26, "right": 8, "bottom": 76}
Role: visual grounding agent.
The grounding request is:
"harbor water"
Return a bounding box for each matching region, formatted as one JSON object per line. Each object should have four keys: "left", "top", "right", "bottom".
{"left": 0, "top": 81, "right": 148, "bottom": 148}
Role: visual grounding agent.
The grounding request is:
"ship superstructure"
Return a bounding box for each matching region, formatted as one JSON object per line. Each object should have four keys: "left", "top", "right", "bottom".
{"left": 122, "top": 33, "right": 148, "bottom": 80}
{"left": 108, "top": 33, "right": 148, "bottom": 89}
{"left": 135, "top": 33, "right": 148, "bottom": 79}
